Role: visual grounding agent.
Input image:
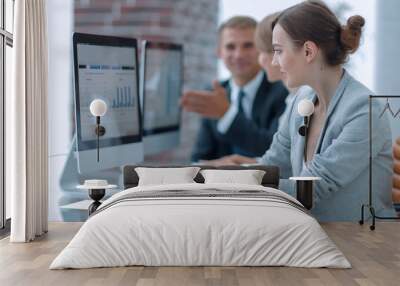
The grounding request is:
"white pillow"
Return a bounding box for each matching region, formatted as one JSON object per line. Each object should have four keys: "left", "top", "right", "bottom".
{"left": 200, "top": 169, "right": 266, "bottom": 185}
{"left": 135, "top": 167, "right": 201, "bottom": 186}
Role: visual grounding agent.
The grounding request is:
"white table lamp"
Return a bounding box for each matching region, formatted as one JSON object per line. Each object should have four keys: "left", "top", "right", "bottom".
{"left": 89, "top": 99, "right": 107, "bottom": 161}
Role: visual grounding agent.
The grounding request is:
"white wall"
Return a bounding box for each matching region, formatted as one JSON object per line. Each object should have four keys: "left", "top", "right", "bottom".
{"left": 375, "top": 0, "right": 400, "bottom": 139}
{"left": 326, "top": 0, "right": 377, "bottom": 91}
{"left": 375, "top": 0, "right": 400, "bottom": 94}
{"left": 47, "top": 0, "right": 74, "bottom": 221}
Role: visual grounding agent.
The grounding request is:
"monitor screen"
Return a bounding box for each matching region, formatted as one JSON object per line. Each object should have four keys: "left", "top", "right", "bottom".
{"left": 141, "top": 42, "right": 183, "bottom": 135}
{"left": 73, "top": 33, "right": 142, "bottom": 152}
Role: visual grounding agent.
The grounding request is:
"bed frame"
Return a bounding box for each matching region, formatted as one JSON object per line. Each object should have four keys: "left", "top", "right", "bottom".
{"left": 123, "top": 165, "right": 280, "bottom": 189}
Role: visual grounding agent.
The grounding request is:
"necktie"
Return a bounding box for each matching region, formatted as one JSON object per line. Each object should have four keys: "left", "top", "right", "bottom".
{"left": 237, "top": 89, "right": 246, "bottom": 114}
{"left": 232, "top": 89, "right": 247, "bottom": 156}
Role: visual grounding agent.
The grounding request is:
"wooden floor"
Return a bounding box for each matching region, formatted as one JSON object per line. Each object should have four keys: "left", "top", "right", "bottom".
{"left": 0, "top": 222, "right": 399, "bottom": 286}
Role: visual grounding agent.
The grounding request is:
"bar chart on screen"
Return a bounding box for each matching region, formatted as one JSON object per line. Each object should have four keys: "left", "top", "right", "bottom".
{"left": 77, "top": 54, "right": 140, "bottom": 141}
{"left": 112, "top": 86, "right": 135, "bottom": 108}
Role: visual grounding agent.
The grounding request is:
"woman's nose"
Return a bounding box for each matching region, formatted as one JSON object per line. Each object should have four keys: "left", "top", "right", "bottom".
{"left": 271, "top": 54, "right": 278, "bottom": 66}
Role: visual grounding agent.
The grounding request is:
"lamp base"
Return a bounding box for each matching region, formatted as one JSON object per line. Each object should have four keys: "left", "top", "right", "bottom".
{"left": 88, "top": 188, "right": 105, "bottom": 215}
{"left": 296, "top": 180, "right": 313, "bottom": 210}
{"left": 95, "top": 125, "right": 106, "bottom": 136}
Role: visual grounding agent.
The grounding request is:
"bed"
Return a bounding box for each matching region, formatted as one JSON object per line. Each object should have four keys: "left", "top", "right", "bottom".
{"left": 50, "top": 165, "right": 350, "bottom": 269}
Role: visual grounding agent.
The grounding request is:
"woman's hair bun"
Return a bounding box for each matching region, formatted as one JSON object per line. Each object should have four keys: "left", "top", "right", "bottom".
{"left": 347, "top": 15, "right": 365, "bottom": 31}
{"left": 340, "top": 15, "right": 365, "bottom": 54}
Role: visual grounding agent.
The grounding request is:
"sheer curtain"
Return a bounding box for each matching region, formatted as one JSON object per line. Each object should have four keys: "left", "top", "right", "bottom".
{"left": 9, "top": 0, "right": 48, "bottom": 242}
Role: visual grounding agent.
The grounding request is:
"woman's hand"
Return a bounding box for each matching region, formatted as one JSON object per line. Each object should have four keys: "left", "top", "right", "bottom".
{"left": 200, "top": 154, "right": 257, "bottom": 166}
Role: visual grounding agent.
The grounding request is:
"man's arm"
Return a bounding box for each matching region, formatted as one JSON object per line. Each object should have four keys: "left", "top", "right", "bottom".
{"left": 258, "top": 106, "right": 293, "bottom": 179}
{"left": 219, "top": 86, "right": 287, "bottom": 156}
{"left": 191, "top": 118, "right": 219, "bottom": 162}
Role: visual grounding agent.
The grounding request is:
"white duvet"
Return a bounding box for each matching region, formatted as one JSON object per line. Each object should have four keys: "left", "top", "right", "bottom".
{"left": 50, "top": 183, "right": 351, "bottom": 269}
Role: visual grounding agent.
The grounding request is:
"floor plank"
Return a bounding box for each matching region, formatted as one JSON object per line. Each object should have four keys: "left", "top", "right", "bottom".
{"left": 0, "top": 222, "right": 399, "bottom": 286}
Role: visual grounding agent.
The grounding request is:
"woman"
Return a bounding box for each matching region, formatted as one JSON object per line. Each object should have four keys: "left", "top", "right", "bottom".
{"left": 214, "top": 1, "right": 395, "bottom": 221}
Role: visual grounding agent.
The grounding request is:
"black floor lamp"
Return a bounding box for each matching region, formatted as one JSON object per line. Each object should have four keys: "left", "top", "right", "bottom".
{"left": 359, "top": 95, "right": 400, "bottom": 230}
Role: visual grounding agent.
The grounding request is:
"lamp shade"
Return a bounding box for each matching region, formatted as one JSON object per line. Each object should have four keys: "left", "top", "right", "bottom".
{"left": 297, "top": 99, "right": 314, "bottom": 117}
{"left": 90, "top": 99, "right": 107, "bottom": 117}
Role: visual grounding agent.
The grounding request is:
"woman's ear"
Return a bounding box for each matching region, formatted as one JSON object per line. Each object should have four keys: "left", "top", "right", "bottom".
{"left": 303, "top": 41, "right": 318, "bottom": 63}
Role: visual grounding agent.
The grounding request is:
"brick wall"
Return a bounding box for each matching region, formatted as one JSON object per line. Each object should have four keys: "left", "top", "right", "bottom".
{"left": 74, "top": 0, "right": 219, "bottom": 163}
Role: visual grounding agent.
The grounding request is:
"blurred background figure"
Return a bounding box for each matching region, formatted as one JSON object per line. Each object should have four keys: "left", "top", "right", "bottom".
{"left": 203, "top": 11, "right": 312, "bottom": 166}
{"left": 181, "top": 16, "right": 288, "bottom": 162}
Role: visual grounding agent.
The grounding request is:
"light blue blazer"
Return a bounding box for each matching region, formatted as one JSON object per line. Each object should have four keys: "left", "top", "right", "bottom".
{"left": 260, "top": 70, "right": 395, "bottom": 221}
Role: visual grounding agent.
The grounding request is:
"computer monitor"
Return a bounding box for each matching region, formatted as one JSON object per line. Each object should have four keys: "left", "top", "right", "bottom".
{"left": 73, "top": 33, "right": 143, "bottom": 173}
{"left": 139, "top": 41, "right": 183, "bottom": 155}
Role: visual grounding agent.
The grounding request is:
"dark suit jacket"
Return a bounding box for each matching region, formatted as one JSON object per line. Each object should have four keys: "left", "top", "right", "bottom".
{"left": 191, "top": 73, "right": 288, "bottom": 161}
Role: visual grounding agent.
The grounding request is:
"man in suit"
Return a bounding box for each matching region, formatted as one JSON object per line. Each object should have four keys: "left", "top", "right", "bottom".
{"left": 181, "top": 16, "right": 288, "bottom": 162}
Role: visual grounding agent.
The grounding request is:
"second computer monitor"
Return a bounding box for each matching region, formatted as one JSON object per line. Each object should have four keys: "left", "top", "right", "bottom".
{"left": 140, "top": 41, "right": 183, "bottom": 155}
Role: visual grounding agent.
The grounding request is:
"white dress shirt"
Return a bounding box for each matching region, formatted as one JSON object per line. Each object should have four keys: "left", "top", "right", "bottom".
{"left": 217, "top": 70, "right": 264, "bottom": 134}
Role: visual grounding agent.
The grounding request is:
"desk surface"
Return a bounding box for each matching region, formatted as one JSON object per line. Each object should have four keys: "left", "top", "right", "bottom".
{"left": 61, "top": 188, "right": 120, "bottom": 211}
{"left": 0, "top": 222, "right": 399, "bottom": 286}
{"left": 60, "top": 200, "right": 99, "bottom": 210}
{"left": 60, "top": 200, "right": 93, "bottom": 211}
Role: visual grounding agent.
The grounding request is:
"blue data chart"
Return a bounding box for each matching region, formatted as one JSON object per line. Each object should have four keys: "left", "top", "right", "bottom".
{"left": 112, "top": 86, "right": 135, "bottom": 108}
{"left": 77, "top": 44, "right": 140, "bottom": 141}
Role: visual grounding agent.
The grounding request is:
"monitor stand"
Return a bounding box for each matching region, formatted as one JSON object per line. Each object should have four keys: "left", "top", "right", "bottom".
{"left": 58, "top": 134, "right": 122, "bottom": 221}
